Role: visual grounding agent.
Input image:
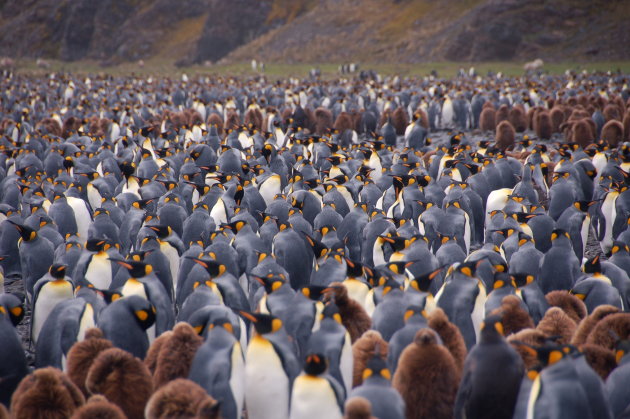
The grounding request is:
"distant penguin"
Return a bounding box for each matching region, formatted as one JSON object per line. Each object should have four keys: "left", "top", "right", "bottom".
{"left": 495, "top": 120, "right": 515, "bottom": 150}
{"left": 31, "top": 263, "right": 74, "bottom": 345}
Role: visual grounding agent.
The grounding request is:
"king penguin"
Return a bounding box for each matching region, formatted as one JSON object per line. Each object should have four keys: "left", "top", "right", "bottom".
{"left": 290, "top": 353, "right": 345, "bottom": 419}
{"left": 31, "top": 263, "right": 74, "bottom": 345}
{"left": 240, "top": 311, "right": 301, "bottom": 419}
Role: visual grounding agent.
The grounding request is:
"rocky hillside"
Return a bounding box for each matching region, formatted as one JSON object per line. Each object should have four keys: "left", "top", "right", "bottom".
{"left": 0, "top": 0, "right": 628, "bottom": 65}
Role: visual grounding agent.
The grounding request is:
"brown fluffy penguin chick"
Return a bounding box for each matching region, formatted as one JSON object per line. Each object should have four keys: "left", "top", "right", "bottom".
{"left": 550, "top": 107, "right": 565, "bottom": 132}
{"left": 578, "top": 344, "right": 617, "bottom": 380}
{"left": 315, "top": 107, "right": 333, "bottom": 135}
{"left": 344, "top": 397, "right": 376, "bottom": 419}
{"left": 495, "top": 104, "right": 510, "bottom": 126}
{"left": 207, "top": 113, "right": 224, "bottom": 136}
{"left": 85, "top": 348, "right": 153, "bottom": 419}
{"left": 66, "top": 328, "right": 114, "bottom": 397}
{"left": 623, "top": 109, "right": 630, "bottom": 140}
{"left": 489, "top": 295, "right": 534, "bottom": 336}
{"left": 325, "top": 282, "right": 372, "bottom": 343}
{"left": 352, "top": 330, "right": 389, "bottom": 387}
{"left": 70, "top": 395, "right": 126, "bottom": 419}
{"left": 495, "top": 120, "right": 516, "bottom": 150}
{"left": 601, "top": 120, "right": 625, "bottom": 147}
{"left": 392, "top": 328, "right": 459, "bottom": 419}
{"left": 144, "top": 331, "right": 174, "bottom": 375}
{"left": 509, "top": 106, "right": 528, "bottom": 132}
{"left": 571, "top": 118, "right": 595, "bottom": 148}
{"left": 508, "top": 328, "right": 547, "bottom": 370}
{"left": 545, "top": 290, "right": 587, "bottom": 324}
{"left": 10, "top": 367, "right": 85, "bottom": 419}
{"left": 536, "top": 307, "right": 577, "bottom": 344}
{"left": 392, "top": 107, "right": 408, "bottom": 135}
{"left": 535, "top": 110, "right": 553, "bottom": 140}
{"left": 196, "top": 397, "right": 222, "bottom": 419}
{"left": 427, "top": 307, "right": 467, "bottom": 373}
{"left": 145, "top": 378, "right": 219, "bottom": 419}
{"left": 479, "top": 107, "right": 496, "bottom": 131}
{"left": 586, "top": 313, "right": 630, "bottom": 350}
{"left": 152, "top": 323, "right": 203, "bottom": 389}
{"left": 334, "top": 111, "right": 354, "bottom": 133}
{"left": 572, "top": 305, "right": 620, "bottom": 345}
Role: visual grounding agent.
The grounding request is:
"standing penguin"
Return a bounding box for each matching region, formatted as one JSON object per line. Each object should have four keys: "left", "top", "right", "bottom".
{"left": 454, "top": 314, "right": 524, "bottom": 419}
{"left": 306, "top": 302, "right": 353, "bottom": 397}
{"left": 539, "top": 229, "right": 581, "bottom": 294}
{"left": 240, "top": 311, "right": 300, "bottom": 419}
{"left": 290, "top": 353, "right": 345, "bottom": 419}
{"left": 97, "top": 295, "right": 156, "bottom": 359}
{"left": 392, "top": 328, "right": 460, "bottom": 419}
{"left": 31, "top": 263, "right": 74, "bottom": 345}
{"left": 0, "top": 304, "right": 28, "bottom": 407}
{"left": 348, "top": 354, "right": 405, "bottom": 419}
{"left": 8, "top": 220, "right": 54, "bottom": 300}
{"left": 188, "top": 317, "right": 245, "bottom": 419}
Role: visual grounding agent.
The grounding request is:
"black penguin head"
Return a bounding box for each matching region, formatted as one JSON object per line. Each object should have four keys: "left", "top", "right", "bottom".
{"left": 512, "top": 273, "right": 535, "bottom": 288}
{"left": 7, "top": 220, "right": 37, "bottom": 241}
{"left": 582, "top": 255, "right": 602, "bottom": 274}
{"left": 86, "top": 238, "right": 107, "bottom": 252}
{"left": 409, "top": 267, "right": 443, "bottom": 292}
{"left": 363, "top": 355, "right": 391, "bottom": 382}
{"left": 614, "top": 338, "right": 630, "bottom": 365}
{"left": 0, "top": 293, "right": 25, "bottom": 326}
{"left": 207, "top": 317, "right": 234, "bottom": 334}
{"left": 381, "top": 278, "right": 403, "bottom": 296}
{"left": 404, "top": 305, "right": 427, "bottom": 323}
{"left": 492, "top": 272, "right": 516, "bottom": 289}
{"left": 127, "top": 296, "right": 156, "bottom": 330}
{"left": 345, "top": 258, "right": 364, "bottom": 278}
{"left": 148, "top": 225, "right": 171, "bottom": 238}
{"left": 252, "top": 273, "right": 286, "bottom": 294}
{"left": 110, "top": 258, "right": 153, "bottom": 278}
{"left": 49, "top": 263, "right": 67, "bottom": 279}
{"left": 187, "top": 257, "right": 226, "bottom": 278}
{"left": 453, "top": 261, "right": 478, "bottom": 278}
{"left": 480, "top": 314, "right": 505, "bottom": 342}
{"left": 239, "top": 311, "right": 282, "bottom": 335}
{"left": 321, "top": 302, "right": 343, "bottom": 324}
{"left": 304, "top": 353, "right": 328, "bottom": 376}
{"left": 131, "top": 198, "right": 155, "bottom": 210}
{"left": 550, "top": 228, "right": 570, "bottom": 245}
{"left": 301, "top": 285, "right": 327, "bottom": 301}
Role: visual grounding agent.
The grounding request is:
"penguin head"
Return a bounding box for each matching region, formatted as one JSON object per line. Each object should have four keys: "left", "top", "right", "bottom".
{"left": 404, "top": 305, "right": 427, "bottom": 323}
{"left": 49, "top": 263, "right": 67, "bottom": 279}
{"left": 7, "top": 220, "right": 37, "bottom": 242}
{"left": 452, "top": 261, "right": 478, "bottom": 279}
{"left": 381, "top": 278, "right": 403, "bottom": 296}
{"left": 582, "top": 255, "right": 602, "bottom": 274}
{"left": 492, "top": 272, "right": 516, "bottom": 290}
{"left": 207, "top": 316, "right": 235, "bottom": 335}
{"left": 362, "top": 354, "right": 391, "bottom": 382}
{"left": 321, "top": 302, "right": 343, "bottom": 324}
{"left": 611, "top": 241, "right": 630, "bottom": 256}
{"left": 303, "top": 353, "right": 328, "bottom": 376}
{"left": 252, "top": 273, "right": 286, "bottom": 294}
{"left": 109, "top": 258, "right": 153, "bottom": 278}
{"left": 480, "top": 314, "right": 505, "bottom": 342}
{"left": 86, "top": 238, "right": 107, "bottom": 252}
{"left": 511, "top": 273, "right": 535, "bottom": 288}
{"left": 148, "top": 225, "right": 172, "bottom": 239}
{"left": 409, "top": 267, "right": 444, "bottom": 293}
{"left": 344, "top": 258, "right": 364, "bottom": 278}
{"left": 0, "top": 293, "right": 25, "bottom": 326}
{"left": 187, "top": 257, "right": 226, "bottom": 278}
{"left": 127, "top": 296, "right": 156, "bottom": 330}
{"left": 301, "top": 285, "right": 327, "bottom": 301}
{"left": 238, "top": 311, "right": 282, "bottom": 335}
{"left": 550, "top": 228, "right": 571, "bottom": 246}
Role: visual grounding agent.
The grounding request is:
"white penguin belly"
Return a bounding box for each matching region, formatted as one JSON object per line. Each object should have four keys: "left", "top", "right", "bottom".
{"left": 84, "top": 254, "right": 112, "bottom": 289}
{"left": 32, "top": 283, "right": 73, "bottom": 344}
{"left": 245, "top": 337, "right": 290, "bottom": 419}
{"left": 289, "top": 375, "right": 342, "bottom": 419}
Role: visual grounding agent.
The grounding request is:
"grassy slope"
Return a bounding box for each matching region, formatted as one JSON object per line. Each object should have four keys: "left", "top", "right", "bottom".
{"left": 14, "top": 58, "right": 630, "bottom": 79}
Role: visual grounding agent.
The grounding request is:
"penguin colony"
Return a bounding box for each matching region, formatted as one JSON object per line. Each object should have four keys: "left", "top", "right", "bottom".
{"left": 0, "top": 69, "right": 629, "bottom": 419}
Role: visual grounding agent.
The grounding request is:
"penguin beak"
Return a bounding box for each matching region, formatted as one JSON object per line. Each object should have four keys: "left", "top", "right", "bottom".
{"left": 239, "top": 310, "right": 258, "bottom": 323}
